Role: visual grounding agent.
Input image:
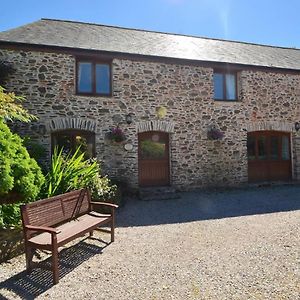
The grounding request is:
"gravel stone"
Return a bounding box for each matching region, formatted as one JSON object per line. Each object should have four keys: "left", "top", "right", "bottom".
{"left": 0, "top": 185, "right": 299, "bottom": 299}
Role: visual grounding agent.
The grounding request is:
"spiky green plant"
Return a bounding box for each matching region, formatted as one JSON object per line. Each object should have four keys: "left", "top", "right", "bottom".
{"left": 43, "top": 147, "right": 100, "bottom": 197}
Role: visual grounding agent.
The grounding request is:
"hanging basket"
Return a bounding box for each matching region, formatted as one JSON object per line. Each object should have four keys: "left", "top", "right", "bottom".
{"left": 110, "top": 140, "right": 126, "bottom": 146}
{"left": 106, "top": 126, "right": 126, "bottom": 144}
{"left": 207, "top": 127, "right": 224, "bottom": 140}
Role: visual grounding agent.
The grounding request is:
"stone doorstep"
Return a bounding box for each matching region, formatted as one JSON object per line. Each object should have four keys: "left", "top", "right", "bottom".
{"left": 138, "top": 186, "right": 181, "bottom": 201}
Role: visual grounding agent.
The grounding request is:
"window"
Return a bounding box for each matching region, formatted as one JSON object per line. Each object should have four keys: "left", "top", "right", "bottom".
{"left": 213, "top": 71, "right": 237, "bottom": 101}
{"left": 52, "top": 130, "right": 95, "bottom": 158}
{"left": 247, "top": 132, "right": 290, "bottom": 161}
{"left": 77, "top": 59, "right": 111, "bottom": 96}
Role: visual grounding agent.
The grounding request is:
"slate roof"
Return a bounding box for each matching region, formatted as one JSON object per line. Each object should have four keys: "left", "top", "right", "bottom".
{"left": 1, "top": 18, "right": 300, "bottom": 71}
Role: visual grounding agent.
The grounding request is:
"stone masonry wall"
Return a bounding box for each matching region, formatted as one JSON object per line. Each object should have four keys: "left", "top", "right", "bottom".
{"left": 0, "top": 48, "right": 300, "bottom": 190}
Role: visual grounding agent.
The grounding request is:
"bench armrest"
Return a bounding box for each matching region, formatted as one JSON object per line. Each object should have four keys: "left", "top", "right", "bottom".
{"left": 90, "top": 201, "right": 119, "bottom": 209}
{"left": 25, "top": 224, "right": 61, "bottom": 235}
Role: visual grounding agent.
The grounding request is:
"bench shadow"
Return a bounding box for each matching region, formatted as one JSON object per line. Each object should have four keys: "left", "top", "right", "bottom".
{"left": 0, "top": 237, "right": 109, "bottom": 300}
{"left": 118, "top": 185, "right": 300, "bottom": 227}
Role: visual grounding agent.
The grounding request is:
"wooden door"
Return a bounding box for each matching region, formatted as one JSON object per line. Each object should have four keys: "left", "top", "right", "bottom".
{"left": 247, "top": 131, "right": 291, "bottom": 182}
{"left": 138, "top": 131, "right": 170, "bottom": 186}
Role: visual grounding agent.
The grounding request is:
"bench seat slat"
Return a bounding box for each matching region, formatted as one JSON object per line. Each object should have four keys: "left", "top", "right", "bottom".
{"left": 28, "top": 211, "right": 111, "bottom": 248}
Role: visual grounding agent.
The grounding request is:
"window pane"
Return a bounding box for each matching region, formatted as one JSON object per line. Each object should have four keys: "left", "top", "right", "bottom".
{"left": 52, "top": 131, "right": 95, "bottom": 158}
{"left": 247, "top": 136, "right": 256, "bottom": 160}
{"left": 78, "top": 62, "right": 92, "bottom": 93}
{"left": 96, "top": 64, "right": 110, "bottom": 94}
{"left": 282, "top": 136, "right": 290, "bottom": 160}
{"left": 225, "top": 74, "right": 236, "bottom": 100}
{"left": 270, "top": 136, "right": 279, "bottom": 160}
{"left": 74, "top": 134, "right": 94, "bottom": 159}
{"left": 140, "top": 134, "right": 166, "bottom": 159}
{"left": 213, "top": 73, "right": 224, "bottom": 99}
{"left": 258, "top": 136, "right": 267, "bottom": 160}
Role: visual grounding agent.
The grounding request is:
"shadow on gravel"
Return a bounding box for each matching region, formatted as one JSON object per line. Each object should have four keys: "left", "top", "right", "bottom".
{"left": 0, "top": 238, "right": 108, "bottom": 300}
{"left": 118, "top": 185, "right": 300, "bottom": 227}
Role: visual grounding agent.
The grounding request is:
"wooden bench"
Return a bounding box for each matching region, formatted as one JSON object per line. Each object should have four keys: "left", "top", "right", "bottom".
{"left": 20, "top": 189, "right": 118, "bottom": 284}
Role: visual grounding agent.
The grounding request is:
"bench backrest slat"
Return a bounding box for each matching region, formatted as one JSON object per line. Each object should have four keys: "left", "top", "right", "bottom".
{"left": 22, "top": 189, "right": 91, "bottom": 229}
{"left": 61, "top": 191, "right": 90, "bottom": 220}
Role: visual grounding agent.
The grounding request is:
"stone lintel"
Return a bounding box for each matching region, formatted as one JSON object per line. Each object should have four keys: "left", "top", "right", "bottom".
{"left": 136, "top": 120, "right": 175, "bottom": 133}
{"left": 246, "top": 121, "right": 295, "bottom": 133}
{"left": 46, "top": 117, "right": 97, "bottom": 133}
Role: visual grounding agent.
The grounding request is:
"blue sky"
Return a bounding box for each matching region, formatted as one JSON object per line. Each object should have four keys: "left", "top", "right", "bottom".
{"left": 1, "top": 0, "right": 300, "bottom": 48}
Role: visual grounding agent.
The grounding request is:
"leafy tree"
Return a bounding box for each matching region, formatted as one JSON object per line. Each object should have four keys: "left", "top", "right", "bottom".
{"left": 0, "top": 86, "right": 37, "bottom": 122}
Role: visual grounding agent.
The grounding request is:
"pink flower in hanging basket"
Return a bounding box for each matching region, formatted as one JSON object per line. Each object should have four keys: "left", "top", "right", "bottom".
{"left": 207, "top": 127, "right": 224, "bottom": 140}
{"left": 107, "top": 126, "right": 126, "bottom": 143}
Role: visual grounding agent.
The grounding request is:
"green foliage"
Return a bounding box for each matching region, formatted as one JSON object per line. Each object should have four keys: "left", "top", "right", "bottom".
{"left": 42, "top": 147, "right": 117, "bottom": 201}
{"left": 0, "top": 86, "right": 43, "bottom": 229}
{"left": 23, "top": 136, "right": 46, "bottom": 161}
{"left": 0, "top": 86, "right": 37, "bottom": 123}
{"left": 0, "top": 205, "right": 20, "bottom": 229}
{"left": 23, "top": 136, "right": 47, "bottom": 172}
{"left": 0, "top": 120, "right": 45, "bottom": 202}
{"left": 0, "top": 121, "right": 45, "bottom": 229}
{"left": 91, "top": 174, "right": 119, "bottom": 204}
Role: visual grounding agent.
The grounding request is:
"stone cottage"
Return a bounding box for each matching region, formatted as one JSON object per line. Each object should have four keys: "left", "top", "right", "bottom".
{"left": 0, "top": 18, "right": 299, "bottom": 191}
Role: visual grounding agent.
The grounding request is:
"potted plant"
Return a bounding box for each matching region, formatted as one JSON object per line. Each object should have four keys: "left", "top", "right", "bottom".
{"left": 207, "top": 127, "right": 224, "bottom": 140}
{"left": 107, "top": 126, "right": 126, "bottom": 144}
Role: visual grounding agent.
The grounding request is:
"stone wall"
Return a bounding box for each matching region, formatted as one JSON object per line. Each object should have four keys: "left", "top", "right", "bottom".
{"left": 0, "top": 48, "right": 300, "bottom": 190}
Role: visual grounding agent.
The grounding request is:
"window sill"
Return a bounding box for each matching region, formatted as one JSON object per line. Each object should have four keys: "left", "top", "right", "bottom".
{"left": 76, "top": 92, "right": 112, "bottom": 97}
{"left": 214, "top": 99, "right": 240, "bottom": 102}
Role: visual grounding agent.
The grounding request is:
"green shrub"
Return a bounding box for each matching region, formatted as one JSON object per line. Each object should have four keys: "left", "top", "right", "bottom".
{"left": 23, "top": 136, "right": 46, "bottom": 161}
{"left": 0, "top": 205, "right": 20, "bottom": 229}
{"left": 0, "top": 120, "right": 44, "bottom": 202}
{"left": 23, "top": 136, "right": 47, "bottom": 173}
{"left": 91, "top": 174, "right": 119, "bottom": 204}
{"left": 0, "top": 86, "right": 43, "bottom": 229}
{"left": 0, "top": 120, "right": 45, "bottom": 228}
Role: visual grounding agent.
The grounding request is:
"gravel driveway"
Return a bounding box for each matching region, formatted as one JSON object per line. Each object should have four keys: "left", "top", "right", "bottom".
{"left": 1, "top": 185, "right": 300, "bottom": 299}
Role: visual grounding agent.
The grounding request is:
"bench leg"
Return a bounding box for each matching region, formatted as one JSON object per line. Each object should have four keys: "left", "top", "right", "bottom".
{"left": 51, "top": 235, "right": 59, "bottom": 285}
{"left": 25, "top": 245, "right": 34, "bottom": 274}
{"left": 52, "top": 247, "right": 59, "bottom": 284}
{"left": 89, "top": 230, "right": 94, "bottom": 237}
{"left": 111, "top": 215, "right": 115, "bottom": 243}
